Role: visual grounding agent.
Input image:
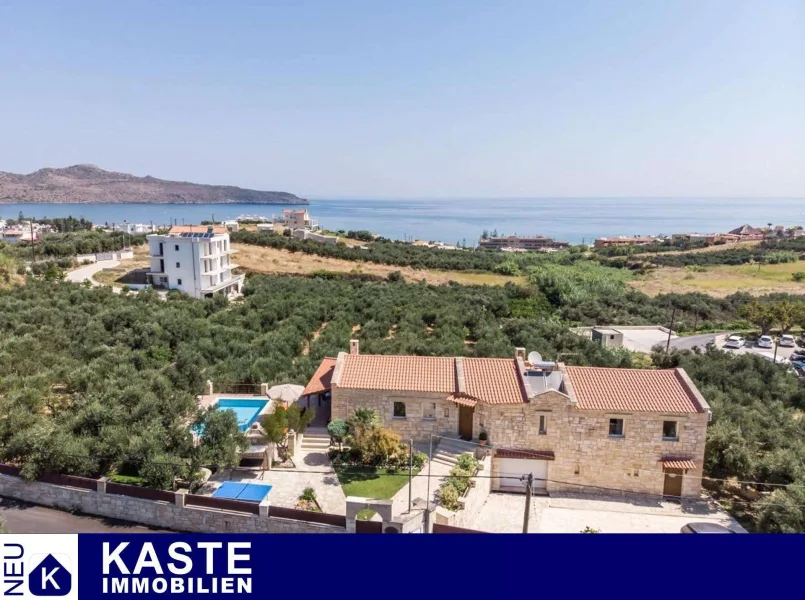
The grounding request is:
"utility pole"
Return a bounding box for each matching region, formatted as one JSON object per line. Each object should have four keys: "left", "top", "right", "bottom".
{"left": 522, "top": 473, "right": 533, "bottom": 533}
{"left": 408, "top": 439, "right": 413, "bottom": 514}
{"left": 425, "top": 434, "right": 434, "bottom": 532}
{"left": 666, "top": 306, "right": 677, "bottom": 353}
{"left": 773, "top": 339, "right": 779, "bottom": 364}
{"left": 30, "top": 221, "right": 36, "bottom": 263}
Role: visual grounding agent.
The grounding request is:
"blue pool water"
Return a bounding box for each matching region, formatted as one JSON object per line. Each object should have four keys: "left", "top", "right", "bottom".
{"left": 212, "top": 482, "right": 273, "bottom": 502}
{"left": 216, "top": 399, "right": 268, "bottom": 431}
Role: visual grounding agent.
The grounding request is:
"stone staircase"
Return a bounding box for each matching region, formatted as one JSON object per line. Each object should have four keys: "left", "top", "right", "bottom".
{"left": 301, "top": 428, "right": 331, "bottom": 452}
{"left": 431, "top": 436, "right": 475, "bottom": 467}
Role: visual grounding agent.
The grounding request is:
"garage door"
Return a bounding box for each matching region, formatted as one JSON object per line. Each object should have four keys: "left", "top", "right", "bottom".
{"left": 496, "top": 457, "right": 548, "bottom": 492}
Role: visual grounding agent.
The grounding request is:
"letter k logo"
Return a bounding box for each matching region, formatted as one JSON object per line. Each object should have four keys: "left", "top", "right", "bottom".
{"left": 28, "top": 555, "right": 72, "bottom": 596}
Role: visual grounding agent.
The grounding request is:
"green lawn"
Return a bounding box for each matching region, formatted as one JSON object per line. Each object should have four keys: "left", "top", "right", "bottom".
{"left": 335, "top": 466, "right": 418, "bottom": 500}
{"left": 107, "top": 474, "right": 147, "bottom": 486}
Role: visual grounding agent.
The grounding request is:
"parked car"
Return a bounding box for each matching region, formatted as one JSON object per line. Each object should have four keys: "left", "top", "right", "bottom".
{"left": 780, "top": 334, "right": 796, "bottom": 347}
{"left": 757, "top": 335, "right": 774, "bottom": 349}
{"left": 723, "top": 335, "right": 745, "bottom": 349}
{"left": 791, "top": 349, "right": 805, "bottom": 361}
{"left": 680, "top": 522, "right": 738, "bottom": 534}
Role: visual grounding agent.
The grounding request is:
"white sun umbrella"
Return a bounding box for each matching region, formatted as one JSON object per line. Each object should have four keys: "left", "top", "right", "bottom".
{"left": 266, "top": 383, "right": 305, "bottom": 404}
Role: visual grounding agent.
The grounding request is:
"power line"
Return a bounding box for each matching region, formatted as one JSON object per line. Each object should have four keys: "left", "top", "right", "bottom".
{"left": 428, "top": 437, "right": 805, "bottom": 491}
{"left": 9, "top": 452, "right": 805, "bottom": 510}
{"left": 12, "top": 446, "right": 805, "bottom": 492}
{"left": 7, "top": 451, "right": 799, "bottom": 507}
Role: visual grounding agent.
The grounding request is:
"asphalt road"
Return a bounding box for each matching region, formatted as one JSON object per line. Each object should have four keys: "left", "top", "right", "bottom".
{"left": 669, "top": 333, "right": 722, "bottom": 351}
{"left": 0, "top": 498, "right": 170, "bottom": 533}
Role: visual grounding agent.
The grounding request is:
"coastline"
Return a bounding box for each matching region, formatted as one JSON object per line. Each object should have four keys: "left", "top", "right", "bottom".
{"left": 0, "top": 197, "right": 802, "bottom": 245}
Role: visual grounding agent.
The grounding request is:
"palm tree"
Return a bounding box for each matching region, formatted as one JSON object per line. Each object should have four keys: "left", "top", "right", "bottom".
{"left": 349, "top": 408, "right": 378, "bottom": 432}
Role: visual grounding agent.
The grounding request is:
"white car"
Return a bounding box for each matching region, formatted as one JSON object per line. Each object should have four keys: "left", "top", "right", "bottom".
{"left": 779, "top": 334, "right": 796, "bottom": 347}
{"left": 724, "top": 335, "right": 745, "bottom": 349}
{"left": 757, "top": 335, "right": 774, "bottom": 349}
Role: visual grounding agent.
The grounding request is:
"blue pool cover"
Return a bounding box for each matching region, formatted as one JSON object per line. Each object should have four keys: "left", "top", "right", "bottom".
{"left": 212, "top": 482, "right": 273, "bottom": 502}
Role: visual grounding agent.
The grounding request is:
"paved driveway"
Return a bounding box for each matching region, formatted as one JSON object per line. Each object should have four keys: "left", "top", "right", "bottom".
{"left": 474, "top": 492, "right": 744, "bottom": 533}
{"left": 66, "top": 259, "right": 119, "bottom": 285}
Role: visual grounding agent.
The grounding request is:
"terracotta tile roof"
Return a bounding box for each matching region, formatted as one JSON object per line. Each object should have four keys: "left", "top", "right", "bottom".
{"left": 661, "top": 458, "right": 696, "bottom": 470}
{"left": 169, "top": 225, "right": 228, "bottom": 235}
{"left": 335, "top": 354, "right": 528, "bottom": 404}
{"left": 446, "top": 393, "right": 477, "bottom": 407}
{"left": 463, "top": 358, "right": 527, "bottom": 405}
{"left": 302, "top": 358, "right": 336, "bottom": 396}
{"left": 338, "top": 355, "right": 457, "bottom": 393}
{"left": 564, "top": 366, "right": 705, "bottom": 413}
{"left": 496, "top": 449, "right": 555, "bottom": 460}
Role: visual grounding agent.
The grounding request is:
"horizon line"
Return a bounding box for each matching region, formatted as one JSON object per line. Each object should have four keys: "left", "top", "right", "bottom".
{"left": 305, "top": 195, "right": 805, "bottom": 201}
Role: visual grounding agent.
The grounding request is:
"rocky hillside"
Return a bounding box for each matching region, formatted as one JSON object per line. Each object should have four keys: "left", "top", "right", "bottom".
{"left": 0, "top": 165, "right": 307, "bottom": 204}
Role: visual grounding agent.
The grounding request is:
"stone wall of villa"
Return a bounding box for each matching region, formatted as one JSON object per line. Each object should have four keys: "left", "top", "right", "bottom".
{"left": 333, "top": 386, "right": 708, "bottom": 499}
{"left": 477, "top": 391, "right": 708, "bottom": 499}
{"left": 331, "top": 388, "right": 459, "bottom": 442}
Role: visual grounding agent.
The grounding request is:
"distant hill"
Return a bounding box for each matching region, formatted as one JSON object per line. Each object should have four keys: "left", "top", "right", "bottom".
{"left": 0, "top": 165, "right": 308, "bottom": 205}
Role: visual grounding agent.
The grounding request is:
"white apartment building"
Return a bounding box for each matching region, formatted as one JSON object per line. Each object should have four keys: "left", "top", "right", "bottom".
{"left": 113, "top": 222, "right": 156, "bottom": 234}
{"left": 146, "top": 225, "right": 244, "bottom": 298}
{"left": 274, "top": 209, "right": 316, "bottom": 230}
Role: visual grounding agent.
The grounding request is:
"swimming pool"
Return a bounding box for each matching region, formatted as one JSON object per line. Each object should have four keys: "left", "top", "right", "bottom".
{"left": 212, "top": 482, "right": 273, "bottom": 503}
{"left": 216, "top": 399, "right": 268, "bottom": 431}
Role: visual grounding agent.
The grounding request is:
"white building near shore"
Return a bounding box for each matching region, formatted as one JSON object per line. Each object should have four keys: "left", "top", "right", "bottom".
{"left": 146, "top": 225, "right": 243, "bottom": 298}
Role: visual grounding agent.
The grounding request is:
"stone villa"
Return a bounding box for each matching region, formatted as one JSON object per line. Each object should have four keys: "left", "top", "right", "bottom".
{"left": 305, "top": 341, "right": 711, "bottom": 499}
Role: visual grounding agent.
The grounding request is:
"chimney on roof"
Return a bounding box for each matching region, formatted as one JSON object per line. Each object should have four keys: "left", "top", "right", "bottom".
{"left": 349, "top": 339, "right": 359, "bottom": 355}
{"left": 207, "top": 225, "right": 214, "bottom": 234}
{"left": 515, "top": 347, "right": 526, "bottom": 362}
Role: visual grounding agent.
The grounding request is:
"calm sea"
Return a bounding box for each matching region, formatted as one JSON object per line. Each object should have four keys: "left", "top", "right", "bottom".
{"left": 1, "top": 198, "right": 802, "bottom": 245}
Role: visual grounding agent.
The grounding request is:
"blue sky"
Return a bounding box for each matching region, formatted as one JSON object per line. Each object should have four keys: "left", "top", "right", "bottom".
{"left": 0, "top": 1, "right": 802, "bottom": 198}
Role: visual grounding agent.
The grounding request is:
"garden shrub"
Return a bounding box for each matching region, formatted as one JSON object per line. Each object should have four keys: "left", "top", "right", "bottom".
{"left": 438, "top": 483, "right": 459, "bottom": 511}
{"left": 456, "top": 454, "right": 478, "bottom": 471}
{"left": 327, "top": 419, "right": 349, "bottom": 448}
{"left": 412, "top": 452, "right": 427, "bottom": 470}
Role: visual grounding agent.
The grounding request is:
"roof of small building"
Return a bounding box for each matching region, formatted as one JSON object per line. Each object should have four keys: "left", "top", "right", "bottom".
{"left": 302, "top": 357, "right": 337, "bottom": 396}
{"left": 168, "top": 225, "right": 228, "bottom": 235}
{"left": 729, "top": 224, "right": 762, "bottom": 236}
{"left": 338, "top": 355, "right": 457, "bottom": 393}
{"left": 564, "top": 366, "right": 706, "bottom": 413}
{"left": 593, "top": 327, "right": 621, "bottom": 335}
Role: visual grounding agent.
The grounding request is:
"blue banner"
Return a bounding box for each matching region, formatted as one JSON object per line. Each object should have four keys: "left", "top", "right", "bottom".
{"left": 1, "top": 533, "right": 798, "bottom": 599}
